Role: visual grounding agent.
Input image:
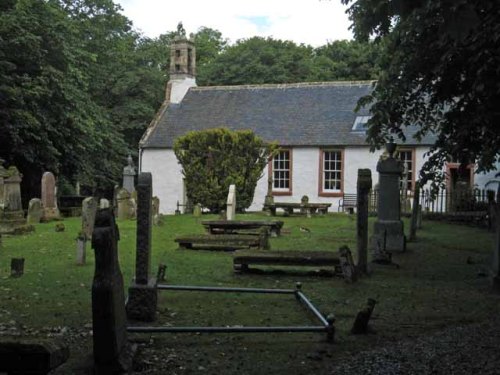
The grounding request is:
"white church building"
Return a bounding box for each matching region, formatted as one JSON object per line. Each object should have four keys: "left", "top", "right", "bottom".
{"left": 139, "top": 36, "right": 498, "bottom": 214}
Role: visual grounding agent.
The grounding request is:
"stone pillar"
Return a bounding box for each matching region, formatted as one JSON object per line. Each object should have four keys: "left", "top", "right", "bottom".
{"left": 82, "top": 197, "right": 98, "bottom": 240}
{"left": 492, "top": 185, "right": 500, "bottom": 292}
{"left": 409, "top": 183, "right": 420, "bottom": 241}
{"left": 122, "top": 155, "right": 136, "bottom": 194}
{"left": 126, "top": 172, "right": 157, "bottom": 322}
{"left": 91, "top": 208, "right": 132, "bottom": 374}
{"left": 0, "top": 167, "right": 26, "bottom": 234}
{"left": 41, "top": 172, "right": 60, "bottom": 220}
{"left": 226, "top": 184, "right": 236, "bottom": 220}
{"left": 370, "top": 143, "right": 406, "bottom": 257}
{"left": 356, "top": 169, "right": 372, "bottom": 274}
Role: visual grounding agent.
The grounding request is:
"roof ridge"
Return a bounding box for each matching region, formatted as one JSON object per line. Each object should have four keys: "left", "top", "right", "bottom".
{"left": 191, "top": 80, "right": 376, "bottom": 91}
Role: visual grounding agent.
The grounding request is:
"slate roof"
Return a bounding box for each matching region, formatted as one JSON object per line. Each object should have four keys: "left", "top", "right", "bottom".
{"left": 141, "top": 81, "right": 435, "bottom": 149}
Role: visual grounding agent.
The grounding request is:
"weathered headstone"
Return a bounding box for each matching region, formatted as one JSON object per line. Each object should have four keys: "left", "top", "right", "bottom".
{"left": 27, "top": 198, "right": 43, "bottom": 224}
{"left": 91, "top": 208, "right": 133, "bottom": 374}
{"left": 122, "top": 154, "right": 136, "bottom": 194}
{"left": 99, "top": 198, "right": 110, "bottom": 209}
{"left": 152, "top": 196, "right": 160, "bottom": 225}
{"left": 263, "top": 176, "right": 274, "bottom": 215}
{"left": 351, "top": 298, "right": 377, "bottom": 334}
{"left": 76, "top": 235, "right": 86, "bottom": 266}
{"left": 193, "top": 203, "right": 202, "bottom": 217}
{"left": 370, "top": 143, "right": 406, "bottom": 258}
{"left": 126, "top": 172, "right": 157, "bottom": 322}
{"left": 226, "top": 184, "right": 236, "bottom": 221}
{"left": 11, "top": 258, "right": 25, "bottom": 277}
{"left": 356, "top": 169, "right": 372, "bottom": 274}
{"left": 41, "top": 171, "right": 60, "bottom": 221}
{"left": 116, "top": 188, "right": 132, "bottom": 220}
{"left": 82, "top": 197, "right": 98, "bottom": 240}
{"left": 339, "top": 246, "right": 357, "bottom": 283}
{"left": 0, "top": 166, "right": 27, "bottom": 234}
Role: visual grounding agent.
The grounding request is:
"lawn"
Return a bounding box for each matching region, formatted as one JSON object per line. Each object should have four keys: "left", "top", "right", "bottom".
{"left": 0, "top": 212, "right": 498, "bottom": 374}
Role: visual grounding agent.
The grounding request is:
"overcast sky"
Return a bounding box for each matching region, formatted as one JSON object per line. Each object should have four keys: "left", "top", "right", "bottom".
{"left": 113, "top": 0, "right": 353, "bottom": 47}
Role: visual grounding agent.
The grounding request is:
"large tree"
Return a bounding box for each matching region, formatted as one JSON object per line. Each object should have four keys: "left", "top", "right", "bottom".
{"left": 342, "top": 0, "right": 500, "bottom": 184}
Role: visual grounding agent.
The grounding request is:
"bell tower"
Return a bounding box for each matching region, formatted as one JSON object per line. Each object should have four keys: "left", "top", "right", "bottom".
{"left": 166, "top": 34, "right": 197, "bottom": 104}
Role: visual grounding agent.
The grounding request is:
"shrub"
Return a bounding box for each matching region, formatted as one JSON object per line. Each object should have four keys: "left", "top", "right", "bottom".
{"left": 174, "top": 128, "right": 275, "bottom": 213}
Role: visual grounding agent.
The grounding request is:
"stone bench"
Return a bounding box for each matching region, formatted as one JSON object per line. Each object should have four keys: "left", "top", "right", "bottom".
{"left": 338, "top": 193, "right": 357, "bottom": 213}
{"left": 0, "top": 339, "right": 69, "bottom": 375}
{"left": 233, "top": 247, "right": 356, "bottom": 281}
{"left": 175, "top": 233, "right": 269, "bottom": 251}
{"left": 265, "top": 202, "right": 332, "bottom": 216}
{"left": 201, "top": 220, "right": 284, "bottom": 237}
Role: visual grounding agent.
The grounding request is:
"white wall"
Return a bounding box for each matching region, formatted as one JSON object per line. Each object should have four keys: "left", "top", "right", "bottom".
{"left": 141, "top": 149, "right": 184, "bottom": 214}
{"left": 141, "top": 145, "right": 449, "bottom": 214}
{"left": 169, "top": 77, "right": 196, "bottom": 104}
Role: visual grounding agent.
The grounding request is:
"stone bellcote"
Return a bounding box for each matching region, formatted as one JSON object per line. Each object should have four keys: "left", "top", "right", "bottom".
{"left": 166, "top": 35, "right": 197, "bottom": 103}
{"left": 170, "top": 36, "right": 196, "bottom": 78}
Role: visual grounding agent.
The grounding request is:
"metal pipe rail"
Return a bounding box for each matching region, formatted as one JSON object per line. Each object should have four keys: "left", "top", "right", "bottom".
{"left": 127, "top": 282, "right": 335, "bottom": 342}
{"left": 157, "top": 284, "right": 295, "bottom": 294}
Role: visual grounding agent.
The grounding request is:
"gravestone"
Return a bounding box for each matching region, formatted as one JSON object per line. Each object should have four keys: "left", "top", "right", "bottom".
{"left": 126, "top": 172, "right": 158, "bottom": 322}
{"left": 193, "top": 203, "right": 202, "bottom": 217}
{"left": 122, "top": 154, "right": 136, "bottom": 194}
{"left": 41, "top": 171, "right": 60, "bottom": 220}
{"left": 27, "top": 198, "right": 43, "bottom": 224}
{"left": 370, "top": 143, "right": 406, "bottom": 258}
{"left": 91, "top": 208, "right": 133, "bottom": 374}
{"left": 116, "top": 188, "right": 132, "bottom": 220}
{"left": 82, "top": 197, "right": 98, "bottom": 240}
{"left": 100, "top": 198, "right": 110, "bottom": 209}
{"left": 356, "top": 169, "right": 372, "bottom": 274}
{"left": 263, "top": 177, "right": 274, "bottom": 215}
{"left": 492, "top": 188, "right": 500, "bottom": 292}
{"left": 0, "top": 166, "right": 27, "bottom": 234}
{"left": 152, "top": 196, "right": 160, "bottom": 225}
{"left": 76, "top": 236, "right": 86, "bottom": 266}
{"left": 226, "top": 184, "right": 236, "bottom": 220}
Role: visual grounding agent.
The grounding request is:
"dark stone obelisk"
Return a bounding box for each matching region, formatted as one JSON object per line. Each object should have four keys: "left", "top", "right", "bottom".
{"left": 126, "top": 172, "right": 157, "bottom": 321}
{"left": 356, "top": 169, "right": 372, "bottom": 274}
{"left": 91, "top": 208, "right": 132, "bottom": 374}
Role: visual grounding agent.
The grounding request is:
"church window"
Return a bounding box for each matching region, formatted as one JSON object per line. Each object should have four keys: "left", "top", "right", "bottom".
{"left": 271, "top": 149, "right": 292, "bottom": 195}
{"left": 319, "top": 149, "right": 343, "bottom": 196}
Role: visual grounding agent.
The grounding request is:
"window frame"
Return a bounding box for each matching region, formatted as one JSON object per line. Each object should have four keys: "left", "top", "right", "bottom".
{"left": 318, "top": 148, "right": 344, "bottom": 197}
{"left": 269, "top": 148, "right": 293, "bottom": 196}
{"left": 398, "top": 148, "right": 416, "bottom": 193}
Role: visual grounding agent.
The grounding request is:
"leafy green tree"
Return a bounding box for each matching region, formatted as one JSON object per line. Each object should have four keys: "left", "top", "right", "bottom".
{"left": 311, "top": 40, "right": 381, "bottom": 81}
{"left": 342, "top": 0, "right": 500, "bottom": 182}
{"left": 198, "top": 37, "right": 315, "bottom": 85}
{"left": 174, "top": 128, "right": 275, "bottom": 212}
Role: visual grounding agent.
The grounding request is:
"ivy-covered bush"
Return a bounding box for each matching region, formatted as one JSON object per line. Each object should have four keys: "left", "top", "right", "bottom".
{"left": 174, "top": 128, "right": 275, "bottom": 213}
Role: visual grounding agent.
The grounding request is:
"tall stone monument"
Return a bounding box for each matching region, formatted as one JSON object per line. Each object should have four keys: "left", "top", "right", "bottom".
{"left": 126, "top": 172, "right": 157, "bottom": 321}
{"left": 91, "top": 208, "right": 132, "bottom": 374}
{"left": 263, "top": 177, "right": 274, "bottom": 214}
{"left": 0, "top": 164, "right": 26, "bottom": 234}
{"left": 116, "top": 188, "right": 133, "bottom": 220}
{"left": 356, "top": 169, "right": 372, "bottom": 274}
{"left": 370, "top": 143, "right": 406, "bottom": 258}
{"left": 492, "top": 186, "right": 500, "bottom": 292}
{"left": 41, "top": 172, "right": 60, "bottom": 221}
{"left": 226, "top": 184, "right": 236, "bottom": 220}
{"left": 122, "top": 155, "right": 136, "bottom": 194}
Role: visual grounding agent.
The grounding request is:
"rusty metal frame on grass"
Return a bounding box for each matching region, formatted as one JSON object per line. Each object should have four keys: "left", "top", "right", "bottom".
{"left": 127, "top": 282, "right": 335, "bottom": 342}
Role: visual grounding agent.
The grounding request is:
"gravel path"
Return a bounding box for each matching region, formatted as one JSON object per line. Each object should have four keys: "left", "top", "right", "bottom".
{"left": 329, "top": 318, "right": 500, "bottom": 375}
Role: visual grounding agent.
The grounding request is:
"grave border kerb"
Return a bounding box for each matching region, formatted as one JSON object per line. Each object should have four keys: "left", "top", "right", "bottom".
{"left": 126, "top": 282, "right": 335, "bottom": 342}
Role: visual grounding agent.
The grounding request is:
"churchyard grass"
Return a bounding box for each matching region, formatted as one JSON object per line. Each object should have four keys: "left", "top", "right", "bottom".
{"left": 0, "top": 213, "right": 498, "bottom": 374}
